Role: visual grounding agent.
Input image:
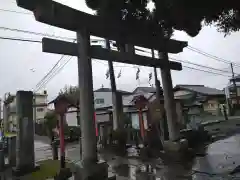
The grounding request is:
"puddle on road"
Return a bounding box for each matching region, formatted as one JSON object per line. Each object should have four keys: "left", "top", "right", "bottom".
{"left": 110, "top": 134, "right": 240, "bottom": 179}
{"left": 32, "top": 134, "right": 240, "bottom": 179}
{"left": 192, "top": 134, "right": 240, "bottom": 178}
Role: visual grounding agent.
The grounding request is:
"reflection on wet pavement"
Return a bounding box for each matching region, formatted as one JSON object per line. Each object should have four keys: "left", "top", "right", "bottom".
{"left": 32, "top": 134, "right": 240, "bottom": 179}
{"left": 192, "top": 134, "right": 240, "bottom": 179}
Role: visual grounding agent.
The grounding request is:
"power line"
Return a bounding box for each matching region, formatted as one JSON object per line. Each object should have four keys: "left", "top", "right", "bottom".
{"left": 35, "top": 55, "right": 66, "bottom": 88}
{"left": 34, "top": 57, "right": 73, "bottom": 92}
{"left": 187, "top": 46, "right": 229, "bottom": 63}
{"left": 0, "top": 36, "right": 41, "bottom": 43}
{"left": 35, "top": 39, "right": 77, "bottom": 90}
{"left": 169, "top": 57, "right": 232, "bottom": 74}
{"left": 183, "top": 65, "right": 231, "bottom": 77}
{"left": 1, "top": 33, "right": 229, "bottom": 89}
{"left": 187, "top": 45, "right": 229, "bottom": 62}
{"left": 34, "top": 54, "right": 231, "bottom": 91}
{"left": 1, "top": 5, "right": 239, "bottom": 68}
{"left": 0, "top": 33, "right": 103, "bottom": 91}
{"left": 0, "top": 33, "right": 99, "bottom": 90}
{"left": 0, "top": 8, "right": 31, "bottom": 15}
{"left": 187, "top": 46, "right": 240, "bottom": 67}
{"left": 135, "top": 46, "right": 232, "bottom": 74}
{"left": 94, "top": 58, "right": 231, "bottom": 78}
{"left": 34, "top": 59, "right": 69, "bottom": 92}
{"left": 0, "top": 26, "right": 108, "bottom": 43}
{"left": 0, "top": 26, "right": 75, "bottom": 41}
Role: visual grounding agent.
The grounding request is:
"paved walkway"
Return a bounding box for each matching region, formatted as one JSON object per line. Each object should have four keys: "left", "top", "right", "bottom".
{"left": 3, "top": 135, "right": 240, "bottom": 179}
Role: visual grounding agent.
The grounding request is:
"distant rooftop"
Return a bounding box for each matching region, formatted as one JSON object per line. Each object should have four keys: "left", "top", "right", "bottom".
{"left": 132, "top": 86, "right": 156, "bottom": 94}
{"left": 174, "top": 84, "right": 224, "bottom": 96}
{"left": 94, "top": 88, "right": 132, "bottom": 94}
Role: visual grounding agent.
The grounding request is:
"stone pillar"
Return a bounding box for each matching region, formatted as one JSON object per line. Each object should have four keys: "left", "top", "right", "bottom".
{"left": 15, "top": 91, "right": 35, "bottom": 173}
{"left": 8, "top": 136, "right": 16, "bottom": 167}
{"left": 0, "top": 141, "right": 4, "bottom": 171}
{"left": 0, "top": 149, "right": 4, "bottom": 171}
{"left": 113, "top": 92, "right": 124, "bottom": 130}
{"left": 76, "top": 29, "right": 113, "bottom": 180}
{"left": 77, "top": 29, "right": 97, "bottom": 164}
{"left": 159, "top": 52, "right": 180, "bottom": 141}
{"left": 152, "top": 49, "right": 165, "bottom": 142}
{"left": 33, "top": 96, "right": 36, "bottom": 134}
{"left": 76, "top": 109, "right": 82, "bottom": 157}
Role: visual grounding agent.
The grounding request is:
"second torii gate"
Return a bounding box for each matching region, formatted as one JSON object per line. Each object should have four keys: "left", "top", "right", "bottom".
{"left": 16, "top": 0, "right": 187, "bottom": 179}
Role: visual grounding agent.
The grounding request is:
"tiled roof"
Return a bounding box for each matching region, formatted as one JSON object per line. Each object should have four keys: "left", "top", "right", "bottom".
{"left": 132, "top": 87, "right": 156, "bottom": 93}
{"left": 94, "top": 88, "right": 131, "bottom": 94}
{"left": 175, "top": 85, "right": 224, "bottom": 95}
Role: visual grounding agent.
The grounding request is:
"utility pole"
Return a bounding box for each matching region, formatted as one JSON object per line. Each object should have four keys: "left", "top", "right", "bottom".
{"left": 231, "top": 63, "right": 238, "bottom": 105}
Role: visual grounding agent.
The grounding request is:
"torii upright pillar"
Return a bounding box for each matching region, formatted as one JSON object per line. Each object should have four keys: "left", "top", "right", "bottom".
{"left": 76, "top": 29, "right": 109, "bottom": 180}
{"left": 159, "top": 51, "right": 180, "bottom": 141}
{"left": 77, "top": 29, "right": 97, "bottom": 164}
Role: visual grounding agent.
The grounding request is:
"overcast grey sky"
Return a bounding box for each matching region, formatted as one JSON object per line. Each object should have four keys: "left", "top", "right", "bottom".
{"left": 0, "top": 0, "right": 240, "bottom": 100}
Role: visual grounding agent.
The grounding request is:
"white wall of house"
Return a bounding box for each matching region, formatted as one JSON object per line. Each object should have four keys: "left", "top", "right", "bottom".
{"left": 7, "top": 93, "right": 48, "bottom": 131}
{"left": 65, "top": 108, "right": 111, "bottom": 127}
{"left": 94, "top": 92, "right": 113, "bottom": 108}
{"left": 66, "top": 107, "right": 78, "bottom": 126}
{"left": 34, "top": 94, "right": 48, "bottom": 122}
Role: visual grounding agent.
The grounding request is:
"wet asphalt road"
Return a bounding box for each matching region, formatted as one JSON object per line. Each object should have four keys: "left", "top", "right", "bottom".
{"left": 33, "top": 135, "right": 240, "bottom": 179}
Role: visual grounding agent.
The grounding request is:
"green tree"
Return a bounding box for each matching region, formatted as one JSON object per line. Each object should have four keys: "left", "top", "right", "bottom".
{"left": 59, "top": 85, "right": 79, "bottom": 107}
{"left": 85, "top": 0, "right": 240, "bottom": 37}
{"left": 44, "top": 110, "right": 58, "bottom": 142}
{"left": 4, "top": 93, "right": 15, "bottom": 105}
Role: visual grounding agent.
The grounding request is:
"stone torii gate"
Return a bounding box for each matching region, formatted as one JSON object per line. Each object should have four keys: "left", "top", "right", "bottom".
{"left": 16, "top": 0, "right": 187, "bottom": 179}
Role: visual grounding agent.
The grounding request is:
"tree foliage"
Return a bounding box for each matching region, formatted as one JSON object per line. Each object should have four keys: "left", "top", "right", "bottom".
{"left": 85, "top": 0, "right": 240, "bottom": 37}
{"left": 4, "top": 93, "right": 15, "bottom": 105}
{"left": 59, "top": 85, "right": 79, "bottom": 107}
{"left": 44, "top": 110, "right": 58, "bottom": 140}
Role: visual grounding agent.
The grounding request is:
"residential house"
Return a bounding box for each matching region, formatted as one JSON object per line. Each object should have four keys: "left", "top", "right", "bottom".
{"left": 50, "top": 86, "right": 188, "bottom": 141}
{"left": 33, "top": 92, "right": 48, "bottom": 123}
{"left": 132, "top": 87, "right": 156, "bottom": 94}
{"left": 57, "top": 87, "right": 132, "bottom": 126}
{"left": 174, "top": 85, "right": 226, "bottom": 116}
{"left": 94, "top": 87, "right": 183, "bottom": 131}
{"left": 225, "top": 84, "right": 240, "bottom": 104}
{"left": 5, "top": 91, "right": 48, "bottom": 132}
{"left": 225, "top": 75, "right": 240, "bottom": 113}
{"left": 93, "top": 87, "right": 132, "bottom": 109}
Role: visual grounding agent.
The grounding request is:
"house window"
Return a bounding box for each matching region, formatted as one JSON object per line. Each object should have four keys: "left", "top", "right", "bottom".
{"left": 95, "top": 99, "right": 104, "bottom": 104}
{"left": 37, "top": 108, "right": 44, "bottom": 112}
{"left": 208, "top": 103, "right": 213, "bottom": 109}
